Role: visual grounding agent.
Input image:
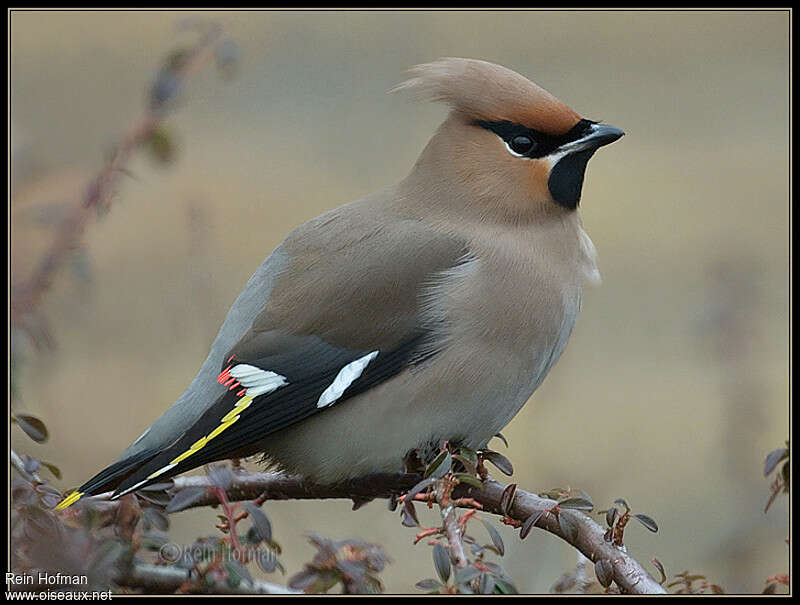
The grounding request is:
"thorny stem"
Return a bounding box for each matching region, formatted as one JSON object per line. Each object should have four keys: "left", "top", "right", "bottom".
{"left": 10, "top": 22, "right": 224, "bottom": 337}
{"left": 211, "top": 486, "right": 245, "bottom": 562}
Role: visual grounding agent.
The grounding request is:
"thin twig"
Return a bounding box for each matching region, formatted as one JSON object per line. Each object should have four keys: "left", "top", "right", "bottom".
{"left": 10, "top": 449, "right": 42, "bottom": 483}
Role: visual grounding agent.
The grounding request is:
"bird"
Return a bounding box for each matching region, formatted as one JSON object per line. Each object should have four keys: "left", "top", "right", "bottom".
{"left": 55, "top": 57, "right": 623, "bottom": 510}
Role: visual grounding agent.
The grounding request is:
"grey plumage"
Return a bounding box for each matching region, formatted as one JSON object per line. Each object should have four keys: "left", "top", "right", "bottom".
{"left": 57, "top": 57, "right": 621, "bottom": 508}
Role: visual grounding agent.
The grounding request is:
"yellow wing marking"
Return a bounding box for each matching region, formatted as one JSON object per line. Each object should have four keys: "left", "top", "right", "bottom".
{"left": 55, "top": 394, "right": 254, "bottom": 510}
{"left": 166, "top": 395, "right": 251, "bottom": 466}
{"left": 54, "top": 490, "right": 84, "bottom": 511}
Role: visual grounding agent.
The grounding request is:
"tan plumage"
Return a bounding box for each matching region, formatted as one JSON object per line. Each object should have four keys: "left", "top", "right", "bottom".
{"left": 393, "top": 57, "right": 581, "bottom": 134}
{"left": 57, "top": 57, "right": 622, "bottom": 507}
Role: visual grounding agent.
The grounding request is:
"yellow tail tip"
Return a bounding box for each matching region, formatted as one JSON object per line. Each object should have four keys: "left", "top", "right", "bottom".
{"left": 54, "top": 491, "right": 84, "bottom": 511}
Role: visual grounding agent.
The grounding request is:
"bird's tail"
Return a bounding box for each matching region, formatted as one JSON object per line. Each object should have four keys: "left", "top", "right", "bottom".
{"left": 53, "top": 448, "right": 160, "bottom": 510}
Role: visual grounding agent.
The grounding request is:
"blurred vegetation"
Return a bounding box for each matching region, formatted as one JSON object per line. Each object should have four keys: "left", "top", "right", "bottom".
{"left": 10, "top": 10, "right": 789, "bottom": 594}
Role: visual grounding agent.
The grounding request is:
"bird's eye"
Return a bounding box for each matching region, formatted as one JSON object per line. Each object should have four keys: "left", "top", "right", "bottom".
{"left": 508, "top": 135, "right": 536, "bottom": 156}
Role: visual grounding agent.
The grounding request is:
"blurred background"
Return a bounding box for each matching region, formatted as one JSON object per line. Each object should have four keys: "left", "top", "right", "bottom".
{"left": 10, "top": 10, "right": 789, "bottom": 594}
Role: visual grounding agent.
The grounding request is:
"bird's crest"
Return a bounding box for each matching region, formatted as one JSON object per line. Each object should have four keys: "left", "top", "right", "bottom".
{"left": 392, "top": 57, "right": 581, "bottom": 136}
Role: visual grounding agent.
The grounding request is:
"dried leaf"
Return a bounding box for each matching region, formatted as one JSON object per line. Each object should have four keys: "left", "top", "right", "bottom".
{"left": 500, "top": 483, "right": 517, "bottom": 516}
{"left": 401, "top": 503, "right": 418, "bottom": 527}
{"left": 605, "top": 507, "right": 618, "bottom": 528}
{"left": 613, "top": 498, "right": 629, "bottom": 511}
{"left": 13, "top": 414, "right": 49, "bottom": 443}
{"left": 493, "top": 432, "right": 509, "bottom": 448}
{"left": 652, "top": 558, "right": 667, "bottom": 584}
{"left": 146, "top": 126, "right": 177, "bottom": 165}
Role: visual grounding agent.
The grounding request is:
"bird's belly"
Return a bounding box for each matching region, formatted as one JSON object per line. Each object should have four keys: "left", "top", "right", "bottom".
{"left": 260, "top": 299, "right": 579, "bottom": 483}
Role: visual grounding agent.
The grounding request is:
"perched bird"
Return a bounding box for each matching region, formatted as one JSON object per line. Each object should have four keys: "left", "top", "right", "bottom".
{"left": 56, "top": 58, "right": 623, "bottom": 510}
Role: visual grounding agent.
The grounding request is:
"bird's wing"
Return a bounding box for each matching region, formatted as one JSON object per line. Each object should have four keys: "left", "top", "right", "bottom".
{"left": 104, "top": 204, "right": 469, "bottom": 498}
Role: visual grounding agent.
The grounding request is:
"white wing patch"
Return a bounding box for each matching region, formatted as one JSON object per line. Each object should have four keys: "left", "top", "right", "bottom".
{"left": 317, "top": 351, "right": 379, "bottom": 408}
{"left": 229, "top": 364, "right": 288, "bottom": 397}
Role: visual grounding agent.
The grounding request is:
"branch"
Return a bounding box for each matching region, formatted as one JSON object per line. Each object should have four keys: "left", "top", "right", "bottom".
{"left": 114, "top": 563, "right": 298, "bottom": 595}
{"left": 79, "top": 471, "right": 666, "bottom": 594}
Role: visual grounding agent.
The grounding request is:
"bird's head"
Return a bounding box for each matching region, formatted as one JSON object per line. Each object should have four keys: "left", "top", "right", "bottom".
{"left": 394, "top": 58, "right": 623, "bottom": 220}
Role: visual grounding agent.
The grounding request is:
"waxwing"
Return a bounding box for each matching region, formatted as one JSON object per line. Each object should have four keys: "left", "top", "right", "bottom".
{"left": 57, "top": 58, "right": 623, "bottom": 509}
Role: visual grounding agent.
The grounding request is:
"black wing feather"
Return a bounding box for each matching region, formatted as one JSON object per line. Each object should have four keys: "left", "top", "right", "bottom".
{"left": 112, "top": 333, "right": 424, "bottom": 497}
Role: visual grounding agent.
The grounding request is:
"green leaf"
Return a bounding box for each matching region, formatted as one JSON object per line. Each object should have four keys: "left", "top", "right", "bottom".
{"left": 424, "top": 450, "right": 452, "bottom": 479}
{"left": 634, "top": 513, "right": 658, "bottom": 533}
{"left": 558, "top": 496, "right": 594, "bottom": 511}
{"left": 244, "top": 502, "right": 272, "bottom": 543}
{"left": 493, "top": 578, "right": 519, "bottom": 594}
{"left": 453, "top": 473, "right": 483, "bottom": 489}
{"left": 493, "top": 432, "right": 509, "bottom": 448}
{"left": 458, "top": 446, "right": 478, "bottom": 466}
{"left": 520, "top": 511, "right": 544, "bottom": 540}
{"left": 479, "top": 573, "right": 496, "bottom": 594}
{"left": 39, "top": 461, "right": 61, "bottom": 480}
{"left": 432, "top": 543, "right": 451, "bottom": 583}
{"left": 481, "top": 451, "right": 513, "bottom": 476}
{"left": 166, "top": 487, "right": 208, "bottom": 513}
{"left": 613, "top": 498, "right": 630, "bottom": 511}
{"left": 402, "top": 478, "right": 434, "bottom": 527}
{"left": 415, "top": 578, "right": 443, "bottom": 592}
{"left": 764, "top": 447, "right": 789, "bottom": 476}
{"left": 481, "top": 520, "right": 505, "bottom": 556}
{"left": 225, "top": 558, "right": 252, "bottom": 589}
{"left": 451, "top": 455, "right": 476, "bottom": 475}
{"left": 455, "top": 566, "right": 481, "bottom": 585}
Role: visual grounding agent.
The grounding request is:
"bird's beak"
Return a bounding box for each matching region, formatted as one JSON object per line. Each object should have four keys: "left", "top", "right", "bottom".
{"left": 546, "top": 122, "right": 625, "bottom": 210}
{"left": 557, "top": 123, "right": 625, "bottom": 155}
